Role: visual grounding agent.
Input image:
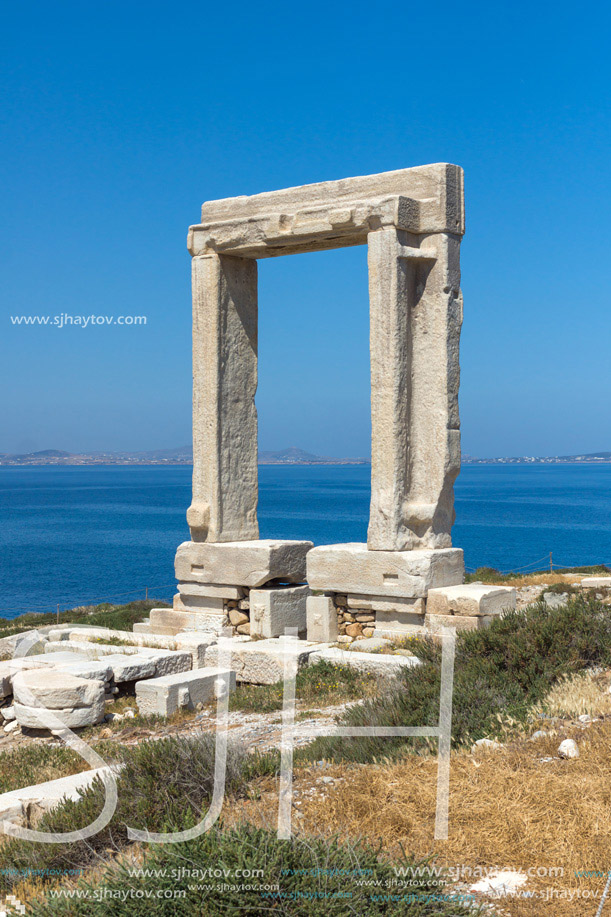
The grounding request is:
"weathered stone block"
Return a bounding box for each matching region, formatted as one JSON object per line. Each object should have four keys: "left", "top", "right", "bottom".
{"left": 136, "top": 649, "right": 192, "bottom": 677}
{"left": 101, "top": 654, "right": 156, "bottom": 683}
{"left": 307, "top": 544, "right": 464, "bottom": 598}
{"left": 306, "top": 595, "right": 338, "bottom": 643}
{"left": 149, "top": 608, "right": 226, "bottom": 636}
{"left": 426, "top": 583, "right": 516, "bottom": 617}
{"left": 249, "top": 585, "right": 309, "bottom": 638}
{"left": 136, "top": 667, "right": 236, "bottom": 717}
{"left": 581, "top": 577, "right": 611, "bottom": 589}
{"left": 178, "top": 582, "right": 246, "bottom": 600}
{"left": 205, "top": 636, "right": 324, "bottom": 685}
{"left": 374, "top": 610, "right": 426, "bottom": 638}
{"left": 175, "top": 632, "right": 218, "bottom": 669}
{"left": 175, "top": 539, "right": 312, "bottom": 588}
{"left": 173, "top": 594, "right": 225, "bottom": 614}
{"left": 425, "top": 613, "right": 493, "bottom": 634}
{"left": 14, "top": 699, "right": 106, "bottom": 730}
{"left": 346, "top": 595, "right": 425, "bottom": 613}
{"left": 307, "top": 646, "right": 420, "bottom": 675}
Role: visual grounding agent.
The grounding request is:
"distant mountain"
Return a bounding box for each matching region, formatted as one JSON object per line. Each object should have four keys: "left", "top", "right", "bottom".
{"left": 0, "top": 446, "right": 370, "bottom": 466}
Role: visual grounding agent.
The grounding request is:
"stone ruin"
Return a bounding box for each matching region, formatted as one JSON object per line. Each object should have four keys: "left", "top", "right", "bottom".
{"left": 137, "top": 163, "right": 516, "bottom": 645}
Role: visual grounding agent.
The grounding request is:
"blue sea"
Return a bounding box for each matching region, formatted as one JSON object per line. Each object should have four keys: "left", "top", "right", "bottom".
{"left": 1, "top": 464, "right": 611, "bottom": 618}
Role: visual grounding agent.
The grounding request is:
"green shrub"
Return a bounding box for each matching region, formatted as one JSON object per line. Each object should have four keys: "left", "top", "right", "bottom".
{"left": 31, "top": 824, "right": 481, "bottom": 916}
{"left": 300, "top": 595, "right": 611, "bottom": 764}
{"left": 0, "top": 736, "right": 277, "bottom": 893}
{"left": 0, "top": 601, "right": 169, "bottom": 640}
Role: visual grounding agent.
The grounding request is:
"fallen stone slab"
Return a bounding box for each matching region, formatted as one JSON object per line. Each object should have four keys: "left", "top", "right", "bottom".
{"left": 0, "top": 630, "right": 49, "bottom": 661}
{"left": 205, "top": 636, "right": 324, "bottom": 685}
{"left": 51, "top": 660, "right": 113, "bottom": 682}
{"left": 250, "top": 584, "right": 309, "bottom": 638}
{"left": 14, "top": 698, "right": 106, "bottom": 730}
{"left": 100, "top": 654, "right": 156, "bottom": 683}
{"left": 136, "top": 667, "right": 236, "bottom": 717}
{"left": 135, "top": 648, "right": 192, "bottom": 677}
{"left": 174, "top": 632, "right": 217, "bottom": 669}
{"left": 175, "top": 539, "right": 312, "bottom": 588}
{"left": 348, "top": 637, "right": 392, "bottom": 653}
{"left": 307, "top": 544, "right": 464, "bottom": 598}
{"left": 13, "top": 670, "right": 105, "bottom": 709}
{"left": 426, "top": 583, "right": 516, "bottom": 616}
{"left": 0, "top": 766, "right": 119, "bottom": 825}
{"left": 307, "top": 646, "right": 420, "bottom": 675}
{"left": 581, "top": 577, "right": 611, "bottom": 589}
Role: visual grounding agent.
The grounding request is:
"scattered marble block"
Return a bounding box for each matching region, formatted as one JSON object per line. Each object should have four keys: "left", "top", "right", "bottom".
{"left": 0, "top": 765, "right": 119, "bottom": 825}
{"left": 205, "top": 636, "right": 325, "bottom": 685}
{"left": 133, "top": 622, "right": 152, "bottom": 634}
{"left": 134, "top": 648, "right": 192, "bottom": 677}
{"left": 581, "top": 577, "right": 611, "bottom": 589}
{"left": 307, "top": 544, "right": 464, "bottom": 598}
{"left": 0, "top": 658, "right": 49, "bottom": 697}
{"left": 306, "top": 595, "right": 338, "bottom": 643}
{"left": 425, "top": 613, "right": 494, "bottom": 634}
{"left": 250, "top": 585, "right": 309, "bottom": 638}
{"left": 136, "top": 667, "right": 236, "bottom": 717}
{"left": 174, "top": 632, "right": 218, "bottom": 669}
{"left": 426, "top": 583, "right": 516, "bottom": 617}
{"left": 307, "top": 646, "right": 420, "bottom": 675}
{"left": 175, "top": 539, "right": 312, "bottom": 588}
{"left": 12, "top": 670, "right": 105, "bottom": 709}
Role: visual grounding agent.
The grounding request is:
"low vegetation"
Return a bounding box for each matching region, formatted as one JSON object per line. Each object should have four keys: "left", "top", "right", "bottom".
{"left": 229, "top": 659, "right": 378, "bottom": 713}
{"left": 465, "top": 563, "right": 609, "bottom": 586}
{"left": 31, "top": 824, "right": 481, "bottom": 917}
{"left": 300, "top": 594, "right": 611, "bottom": 763}
{"left": 0, "top": 600, "right": 169, "bottom": 640}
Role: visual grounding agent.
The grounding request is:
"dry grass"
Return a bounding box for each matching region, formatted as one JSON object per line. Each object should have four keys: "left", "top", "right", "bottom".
{"left": 229, "top": 721, "right": 611, "bottom": 916}
{"left": 533, "top": 670, "right": 611, "bottom": 719}
{"left": 288, "top": 723, "right": 611, "bottom": 916}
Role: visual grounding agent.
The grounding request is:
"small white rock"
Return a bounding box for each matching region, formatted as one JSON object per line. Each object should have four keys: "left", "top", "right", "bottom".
{"left": 558, "top": 738, "right": 579, "bottom": 759}
{"left": 530, "top": 730, "right": 547, "bottom": 741}
{"left": 4, "top": 720, "right": 19, "bottom": 734}
{"left": 471, "top": 738, "right": 503, "bottom": 754}
{"left": 123, "top": 709, "right": 136, "bottom": 719}
{"left": 578, "top": 714, "right": 592, "bottom": 724}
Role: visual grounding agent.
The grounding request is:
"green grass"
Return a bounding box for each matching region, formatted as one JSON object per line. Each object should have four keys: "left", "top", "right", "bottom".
{"left": 229, "top": 660, "right": 377, "bottom": 713}
{"left": 30, "top": 824, "right": 482, "bottom": 917}
{"left": 0, "top": 600, "right": 169, "bottom": 640}
{"left": 299, "top": 594, "right": 611, "bottom": 764}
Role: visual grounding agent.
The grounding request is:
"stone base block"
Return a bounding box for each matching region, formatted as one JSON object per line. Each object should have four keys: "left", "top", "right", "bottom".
{"left": 175, "top": 539, "right": 313, "bottom": 588}
{"left": 374, "top": 610, "right": 426, "bottom": 638}
{"left": 307, "top": 544, "right": 464, "bottom": 598}
{"left": 14, "top": 699, "right": 106, "bottom": 730}
{"left": 426, "top": 583, "right": 516, "bottom": 617}
{"left": 425, "top": 613, "right": 493, "bottom": 634}
{"left": 250, "top": 585, "right": 309, "bottom": 638}
{"left": 204, "top": 636, "right": 324, "bottom": 685}
{"left": 346, "top": 595, "right": 425, "bottom": 613}
{"left": 136, "top": 667, "right": 236, "bottom": 717}
{"left": 173, "top": 594, "right": 225, "bottom": 614}
{"left": 133, "top": 622, "right": 152, "bottom": 634}
{"left": 306, "top": 595, "right": 338, "bottom": 643}
{"left": 178, "top": 582, "right": 246, "bottom": 600}
{"left": 149, "top": 608, "right": 226, "bottom": 636}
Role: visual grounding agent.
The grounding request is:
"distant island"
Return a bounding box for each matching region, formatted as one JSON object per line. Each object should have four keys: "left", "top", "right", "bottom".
{"left": 2, "top": 447, "right": 611, "bottom": 467}
{"left": 0, "top": 447, "right": 370, "bottom": 467}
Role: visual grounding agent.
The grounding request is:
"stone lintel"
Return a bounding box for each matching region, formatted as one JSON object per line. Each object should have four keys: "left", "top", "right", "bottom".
{"left": 306, "top": 543, "right": 464, "bottom": 598}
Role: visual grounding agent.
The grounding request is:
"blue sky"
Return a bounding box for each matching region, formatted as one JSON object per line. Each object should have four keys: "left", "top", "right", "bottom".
{"left": 1, "top": 1, "right": 609, "bottom": 458}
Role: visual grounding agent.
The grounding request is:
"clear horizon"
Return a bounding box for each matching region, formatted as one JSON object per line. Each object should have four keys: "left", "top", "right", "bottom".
{"left": 1, "top": 2, "right": 610, "bottom": 459}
